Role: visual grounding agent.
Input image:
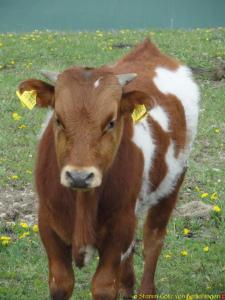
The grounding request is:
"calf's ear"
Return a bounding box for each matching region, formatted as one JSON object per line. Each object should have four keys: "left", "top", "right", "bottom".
{"left": 18, "top": 79, "right": 55, "bottom": 108}
{"left": 120, "top": 90, "right": 151, "bottom": 114}
{"left": 116, "top": 73, "right": 151, "bottom": 114}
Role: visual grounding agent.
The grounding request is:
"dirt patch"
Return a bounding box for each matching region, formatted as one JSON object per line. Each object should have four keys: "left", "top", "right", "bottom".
{"left": 0, "top": 185, "right": 38, "bottom": 224}
{"left": 0, "top": 187, "right": 213, "bottom": 225}
{"left": 174, "top": 201, "right": 213, "bottom": 218}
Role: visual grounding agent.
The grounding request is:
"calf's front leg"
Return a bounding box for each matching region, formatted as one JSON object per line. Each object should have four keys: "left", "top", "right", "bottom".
{"left": 92, "top": 215, "right": 136, "bottom": 300}
{"left": 119, "top": 251, "right": 135, "bottom": 300}
{"left": 38, "top": 212, "right": 74, "bottom": 300}
{"left": 92, "top": 252, "right": 120, "bottom": 300}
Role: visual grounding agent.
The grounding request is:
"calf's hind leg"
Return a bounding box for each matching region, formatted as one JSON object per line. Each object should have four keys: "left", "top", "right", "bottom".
{"left": 139, "top": 173, "right": 185, "bottom": 295}
{"left": 39, "top": 213, "right": 74, "bottom": 300}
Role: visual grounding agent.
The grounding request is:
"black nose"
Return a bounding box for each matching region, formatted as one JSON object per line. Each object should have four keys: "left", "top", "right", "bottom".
{"left": 66, "top": 170, "right": 94, "bottom": 189}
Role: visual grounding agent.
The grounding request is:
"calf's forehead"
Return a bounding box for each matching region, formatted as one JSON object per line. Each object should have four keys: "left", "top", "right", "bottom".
{"left": 54, "top": 68, "right": 122, "bottom": 117}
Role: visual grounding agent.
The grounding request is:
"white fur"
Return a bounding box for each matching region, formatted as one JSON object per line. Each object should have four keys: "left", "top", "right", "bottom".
{"left": 121, "top": 240, "right": 135, "bottom": 262}
{"left": 153, "top": 65, "right": 200, "bottom": 149}
{"left": 38, "top": 110, "right": 53, "bottom": 139}
{"left": 135, "top": 138, "right": 187, "bottom": 214}
{"left": 94, "top": 78, "right": 101, "bottom": 88}
{"left": 134, "top": 65, "right": 199, "bottom": 214}
{"left": 145, "top": 142, "right": 186, "bottom": 209}
{"left": 149, "top": 106, "right": 170, "bottom": 132}
{"left": 79, "top": 245, "right": 96, "bottom": 265}
{"left": 132, "top": 118, "right": 156, "bottom": 214}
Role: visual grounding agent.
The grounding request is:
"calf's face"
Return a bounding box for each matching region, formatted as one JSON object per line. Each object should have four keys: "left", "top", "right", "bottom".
{"left": 19, "top": 68, "right": 147, "bottom": 190}
{"left": 55, "top": 69, "right": 125, "bottom": 190}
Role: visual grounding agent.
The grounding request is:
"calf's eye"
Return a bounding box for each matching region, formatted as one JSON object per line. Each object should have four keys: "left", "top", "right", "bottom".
{"left": 105, "top": 120, "right": 116, "bottom": 132}
{"left": 108, "top": 120, "right": 116, "bottom": 130}
{"left": 55, "top": 117, "right": 64, "bottom": 129}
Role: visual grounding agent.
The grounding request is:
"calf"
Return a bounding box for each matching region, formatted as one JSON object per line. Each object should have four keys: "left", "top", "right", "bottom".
{"left": 18, "top": 39, "right": 199, "bottom": 300}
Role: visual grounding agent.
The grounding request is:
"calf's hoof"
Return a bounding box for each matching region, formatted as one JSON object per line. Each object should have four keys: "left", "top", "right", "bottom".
{"left": 93, "top": 294, "right": 116, "bottom": 300}
{"left": 51, "top": 289, "right": 70, "bottom": 300}
{"left": 137, "top": 285, "right": 156, "bottom": 299}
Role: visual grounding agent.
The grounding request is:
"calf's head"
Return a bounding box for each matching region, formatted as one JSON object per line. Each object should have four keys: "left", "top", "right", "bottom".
{"left": 19, "top": 67, "right": 148, "bottom": 190}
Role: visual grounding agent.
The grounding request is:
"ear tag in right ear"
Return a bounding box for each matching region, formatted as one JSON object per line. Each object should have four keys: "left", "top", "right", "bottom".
{"left": 16, "top": 90, "right": 37, "bottom": 110}
{"left": 132, "top": 104, "right": 147, "bottom": 123}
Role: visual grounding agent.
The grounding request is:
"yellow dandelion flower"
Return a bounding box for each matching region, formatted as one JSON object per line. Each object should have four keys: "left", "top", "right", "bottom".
{"left": 26, "top": 62, "right": 33, "bottom": 69}
{"left": 0, "top": 236, "right": 11, "bottom": 241}
{"left": 33, "top": 224, "right": 39, "bottom": 233}
{"left": 19, "top": 232, "right": 30, "bottom": 239}
{"left": 181, "top": 250, "right": 188, "bottom": 256}
{"left": 213, "top": 205, "right": 221, "bottom": 213}
{"left": 214, "top": 128, "right": 220, "bottom": 134}
{"left": 195, "top": 186, "right": 201, "bottom": 192}
{"left": 203, "top": 246, "right": 209, "bottom": 252}
{"left": 164, "top": 254, "right": 172, "bottom": 259}
{"left": 183, "top": 228, "right": 190, "bottom": 235}
{"left": 2, "top": 240, "right": 10, "bottom": 246}
{"left": 20, "top": 222, "right": 29, "bottom": 228}
{"left": 18, "top": 124, "right": 26, "bottom": 129}
{"left": 26, "top": 170, "right": 32, "bottom": 174}
{"left": 201, "top": 192, "right": 209, "bottom": 198}
{"left": 12, "top": 112, "right": 22, "bottom": 121}
{"left": 11, "top": 175, "right": 19, "bottom": 180}
{"left": 210, "top": 192, "right": 218, "bottom": 201}
{"left": 11, "top": 60, "right": 15, "bottom": 65}
{"left": 1, "top": 236, "right": 11, "bottom": 246}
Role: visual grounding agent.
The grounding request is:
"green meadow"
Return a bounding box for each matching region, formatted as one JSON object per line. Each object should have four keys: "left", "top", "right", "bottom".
{"left": 0, "top": 29, "right": 224, "bottom": 299}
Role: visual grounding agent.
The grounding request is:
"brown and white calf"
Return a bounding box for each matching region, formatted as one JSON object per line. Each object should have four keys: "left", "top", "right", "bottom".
{"left": 19, "top": 39, "right": 199, "bottom": 300}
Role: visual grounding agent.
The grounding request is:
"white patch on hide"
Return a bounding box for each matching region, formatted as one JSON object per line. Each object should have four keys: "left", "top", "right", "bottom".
{"left": 132, "top": 117, "right": 156, "bottom": 214}
{"left": 121, "top": 240, "right": 135, "bottom": 262}
{"left": 94, "top": 78, "right": 101, "bottom": 88}
{"left": 79, "top": 245, "right": 96, "bottom": 265}
{"left": 38, "top": 110, "right": 53, "bottom": 139}
{"left": 153, "top": 65, "right": 200, "bottom": 150}
{"left": 149, "top": 106, "right": 170, "bottom": 132}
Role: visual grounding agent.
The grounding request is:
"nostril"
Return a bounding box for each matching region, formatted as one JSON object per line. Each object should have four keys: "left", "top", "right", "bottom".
{"left": 66, "top": 171, "right": 73, "bottom": 179}
{"left": 85, "top": 172, "right": 94, "bottom": 181}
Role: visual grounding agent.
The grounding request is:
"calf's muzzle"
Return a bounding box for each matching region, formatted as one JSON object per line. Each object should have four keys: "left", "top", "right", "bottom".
{"left": 60, "top": 165, "right": 102, "bottom": 190}
{"left": 66, "top": 170, "right": 94, "bottom": 189}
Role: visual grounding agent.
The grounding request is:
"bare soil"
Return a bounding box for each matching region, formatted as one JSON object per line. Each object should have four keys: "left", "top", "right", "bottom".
{"left": 0, "top": 185, "right": 213, "bottom": 225}
{"left": 0, "top": 185, "right": 38, "bottom": 224}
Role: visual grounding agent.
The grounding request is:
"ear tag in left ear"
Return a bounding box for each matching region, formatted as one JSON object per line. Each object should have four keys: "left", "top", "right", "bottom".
{"left": 132, "top": 104, "right": 147, "bottom": 123}
{"left": 16, "top": 90, "right": 37, "bottom": 110}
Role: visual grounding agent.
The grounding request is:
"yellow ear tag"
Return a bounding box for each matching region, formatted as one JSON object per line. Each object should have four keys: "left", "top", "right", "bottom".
{"left": 16, "top": 90, "right": 37, "bottom": 110}
{"left": 132, "top": 104, "right": 147, "bottom": 123}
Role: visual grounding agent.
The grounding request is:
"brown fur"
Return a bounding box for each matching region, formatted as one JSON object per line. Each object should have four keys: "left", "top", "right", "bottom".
{"left": 19, "top": 39, "right": 192, "bottom": 300}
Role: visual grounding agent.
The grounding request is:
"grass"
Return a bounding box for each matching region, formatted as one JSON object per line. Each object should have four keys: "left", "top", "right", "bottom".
{"left": 0, "top": 28, "right": 225, "bottom": 299}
